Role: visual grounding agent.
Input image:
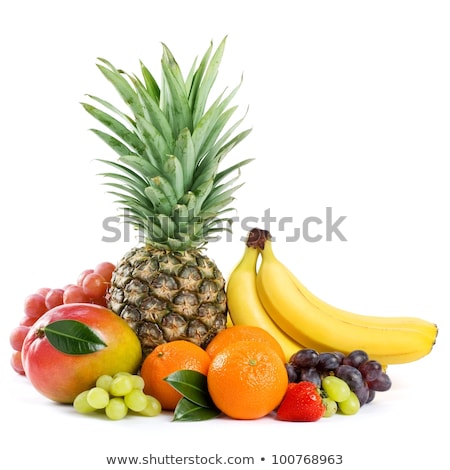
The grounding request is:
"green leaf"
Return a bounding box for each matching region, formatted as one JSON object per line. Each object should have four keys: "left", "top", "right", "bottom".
{"left": 164, "top": 370, "right": 212, "bottom": 407}
{"left": 43, "top": 320, "right": 107, "bottom": 355}
{"left": 173, "top": 397, "right": 221, "bottom": 422}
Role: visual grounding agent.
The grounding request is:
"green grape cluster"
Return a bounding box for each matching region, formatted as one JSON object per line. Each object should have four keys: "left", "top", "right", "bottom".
{"left": 73, "top": 372, "right": 162, "bottom": 420}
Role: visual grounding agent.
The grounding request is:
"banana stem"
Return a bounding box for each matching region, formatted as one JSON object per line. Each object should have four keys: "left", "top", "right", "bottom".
{"left": 247, "top": 228, "right": 271, "bottom": 250}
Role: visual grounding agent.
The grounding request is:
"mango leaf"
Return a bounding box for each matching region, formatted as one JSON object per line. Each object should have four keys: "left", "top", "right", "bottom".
{"left": 43, "top": 320, "right": 107, "bottom": 355}
{"left": 173, "top": 397, "right": 221, "bottom": 422}
{"left": 164, "top": 369, "right": 212, "bottom": 407}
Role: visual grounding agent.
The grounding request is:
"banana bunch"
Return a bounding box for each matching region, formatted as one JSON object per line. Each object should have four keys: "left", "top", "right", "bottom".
{"left": 226, "top": 242, "right": 302, "bottom": 360}
{"left": 227, "top": 229, "right": 438, "bottom": 365}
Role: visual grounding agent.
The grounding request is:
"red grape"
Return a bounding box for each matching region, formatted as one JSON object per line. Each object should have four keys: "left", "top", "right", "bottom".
{"left": 77, "top": 269, "right": 94, "bottom": 287}
{"left": 19, "top": 315, "right": 36, "bottom": 327}
{"left": 36, "top": 287, "right": 51, "bottom": 297}
{"left": 82, "top": 272, "right": 107, "bottom": 299}
{"left": 63, "top": 285, "right": 90, "bottom": 304}
{"left": 24, "top": 293, "right": 48, "bottom": 320}
{"left": 11, "top": 351, "right": 25, "bottom": 375}
{"left": 45, "top": 288, "right": 65, "bottom": 310}
{"left": 9, "top": 325, "right": 30, "bottom": 351}
{"left": 94, "top": 261, "right": 116, "bottom": 283}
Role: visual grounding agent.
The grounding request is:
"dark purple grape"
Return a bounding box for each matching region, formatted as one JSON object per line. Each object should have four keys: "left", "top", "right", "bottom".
{"left": 333, "top": 351, "right": 346, "bottom": 363}
{"left": 367, "top": 372, "right": 392, "bottom": 392}
{"left": 358, "top": 360, "right": 382, "bottom": 382}
{"left": 343, "top": 350, "right": 369, "bottom": 368}
{"left": 285, "top": 363, "right": 298, "bottom": 383}
{"left": 353, "top": 381, "right": 370, "bottom": 406}
{"left": 290, "top": 348, "right": 319, "bottom": 368}
{"left": 366, "top": 389, "right": 376, "bottom": 404}
{"left": 335, "top": 365, "right": 364, "bottom": 391}
{"left": 317, "top": 352, "right": 341, "bottom": 371}
{"left": 298, "top": 367, "right": 321, "bottom": 387}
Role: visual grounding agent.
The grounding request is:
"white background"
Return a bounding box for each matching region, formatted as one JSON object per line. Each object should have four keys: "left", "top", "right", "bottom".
{"left": 1, "top": 1, "right": 449, "bottom": 468}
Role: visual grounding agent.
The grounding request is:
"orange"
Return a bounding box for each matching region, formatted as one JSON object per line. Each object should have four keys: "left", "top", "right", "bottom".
{"left": 140, "top": 340, "right": 211, "bottom": 410}
{"left": 205, "top": 325, "right": 285, "bottom": 362}
{"left": 207, "top": 340, "right": 288, "bottom": 420}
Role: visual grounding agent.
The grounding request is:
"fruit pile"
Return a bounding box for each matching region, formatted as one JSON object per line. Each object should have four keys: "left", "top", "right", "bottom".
{"left": 286, "top": 348, "right": 392, "bottom": 416}
{"left": 9, "top": 261, "right": 116, "bottom": 375}
{"left": 73, "top": 372, "right": 162, "bottom": 420}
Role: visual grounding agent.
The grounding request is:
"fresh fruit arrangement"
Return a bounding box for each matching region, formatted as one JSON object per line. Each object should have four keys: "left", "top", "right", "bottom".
{"left": 9, "top": 261, "right": 116, "bottom": 375}
{"left": 9, "top": 38, "right": 439, "bottom": 424}
{"left": 73, "top": 372, "right": 162, "bottom": 420}
{"left": 227, "top": 228, "right": 438, "bottom": 365}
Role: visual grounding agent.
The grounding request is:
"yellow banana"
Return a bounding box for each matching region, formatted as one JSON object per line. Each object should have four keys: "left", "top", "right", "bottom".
{"left": 286, "top": 266, "right": 438, "bottom": 342}
{"left": 226, "top": 244, "right": 302, "bottom": 361}
{"left": 256, "top": 240, "right": 437, "bottom": 365}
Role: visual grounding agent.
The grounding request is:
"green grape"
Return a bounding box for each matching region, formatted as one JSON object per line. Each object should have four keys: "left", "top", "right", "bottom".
{"left": 322, "top": 397, "right": 338, "bottom": 417}
{"left": 87, "top": 386, "right": 110, "bottom": 409}
{"left": 124, "top": 389, "right": 148, "bottom": 412}
{"left": 338, "top": 391, "right": 361, "bottom": 415}
{"left": 73, "top": 390, "right": 96, "bottom": 414}
{"left": 105, "top": 397, "right": 128, "bottom": 420}
{"left": 109, "top": 375, "right": 134, "bottom": 397}
{"left": 130, "top": 374, "right": 145, "bottom": 390}
{"left": 322, "top": 375, "right": 351, "bottom": 402}
{"left": 96, "top": 374, "right": 113, "bottom": 392}
{"left": 114, "top": 371, "right": 132, "bottom": 377}
{"left": 140, "top": 395, "right": 162, "bottom": 417}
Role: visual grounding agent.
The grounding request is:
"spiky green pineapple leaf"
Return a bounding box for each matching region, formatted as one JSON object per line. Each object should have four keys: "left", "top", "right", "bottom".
{"left": 98, "top": 160, "right": 149, "bottom": 187}
{"left": 130, "top": 75, "right": 174, "bottom": 148}
{"left": 192, "top": 81, "right": 243, "bottom": 161}
{"left": 119, "top": 155, "right": 160, "bottom": 179}
{"left": 215, "top": 157, "right": 254, "bottom": 186}
{"left": 84, "top": 94, "right": 137, "bottom": 130}
{"left": 133, "top": 115, "right": 169, "bottom": 168}
{"left": 160, "top": 44, "right": 193, "bottom": 137}
{"left": 150, "top": 176, "right": 178, "bottom": 207}
{"left": 187, "top": 41, "right": 213, "bottom": 116}
{"left": 139, "top": 60, "right": 160, "bottom": 102}
{"left": 142, "top": 186, "right": 172, "bottom": 216}
{"left": 96, "top": 60, "right": 143, "bottom": 119}
{"left": 163, "top": 155, "right": 184, "bottom": 200}
{"left": 173, "top": 127, "right": 196, "bottom": 190}
{"left": 192, "top": 37, "right": 227, "bottom": 127}
{"left": 84, "top": 38, "right": 252, "bottom": 250}
{"left": 81, "top": 103, "right": 143, "bottom": 153}
{"left": 90, "top": 130, "right": 136, "bottom": 157}
{"left": 204, "top": 109, "right": 251, "bottom": 165}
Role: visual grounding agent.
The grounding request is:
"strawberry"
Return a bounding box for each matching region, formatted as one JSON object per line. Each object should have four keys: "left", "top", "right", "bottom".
{"left": 276, "top": 381, "right": 325, "bottom": 422}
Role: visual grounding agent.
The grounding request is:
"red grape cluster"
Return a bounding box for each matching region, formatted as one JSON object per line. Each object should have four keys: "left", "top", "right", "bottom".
{"left": 9, "top": 261, "right": 116, "bottom": 376}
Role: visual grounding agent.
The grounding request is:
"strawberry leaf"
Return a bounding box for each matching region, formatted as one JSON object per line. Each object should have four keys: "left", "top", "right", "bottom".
{"left": 43, "top": 320, "right": 107, "bottom": 355}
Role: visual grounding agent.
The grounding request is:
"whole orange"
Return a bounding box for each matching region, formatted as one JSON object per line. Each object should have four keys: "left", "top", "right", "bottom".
{"left": 205, "top": 325, "right": 285, "bottom": 361}
{"left": 207, "top": 340, "right": 288, "bottom": 420}
{"left": 140, "top": 340, "right": 211, "bottom": 410}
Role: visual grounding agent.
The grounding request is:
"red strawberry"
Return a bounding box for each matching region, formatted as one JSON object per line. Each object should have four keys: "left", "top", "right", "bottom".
{"left": 277, "top": 381, "right": 325, "bottom": 422}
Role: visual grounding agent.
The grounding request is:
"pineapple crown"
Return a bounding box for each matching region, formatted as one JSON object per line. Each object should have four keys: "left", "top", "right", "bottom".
{"left": 82, "top": 37, "right": 252, "bottom": 251}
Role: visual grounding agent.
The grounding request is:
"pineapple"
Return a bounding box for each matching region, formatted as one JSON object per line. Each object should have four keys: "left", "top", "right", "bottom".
{"left": 82, "top": 38, "right": 251, "bottom": 359}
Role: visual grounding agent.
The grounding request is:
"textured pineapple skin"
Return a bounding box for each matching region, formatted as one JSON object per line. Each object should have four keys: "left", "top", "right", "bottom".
{"left": 107, "top": 245, "right": 228, "bottom": 360}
